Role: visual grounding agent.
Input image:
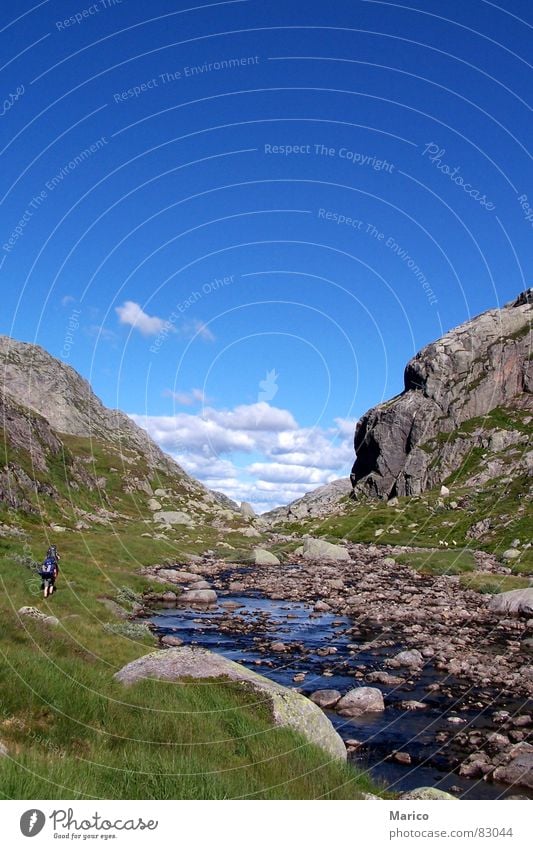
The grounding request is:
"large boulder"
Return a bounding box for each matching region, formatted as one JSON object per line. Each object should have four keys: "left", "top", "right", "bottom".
{"left": 336, "top": 687, "right": 385, "bottom": 717}
{"left": 114, "top": 646, "right": 346, "bottom": 760}
{"left": 302, "top": 538, "right": 350, "bottom": 562}
{"left": 489, "top": 588, "right": 533, "bottom": 617}
{"left": 253, "top": 548, "right": 281, "bottom": 566}
{"left": 400, "top": 787, "right": 458, "bottom": 800}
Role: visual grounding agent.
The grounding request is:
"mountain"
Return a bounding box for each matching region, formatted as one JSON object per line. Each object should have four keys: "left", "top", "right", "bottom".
{"left": 350, "top": 290, "right": 532, "bottom": 500}
{"left": 0, "top": 335, "right": 236, "bottom": 526}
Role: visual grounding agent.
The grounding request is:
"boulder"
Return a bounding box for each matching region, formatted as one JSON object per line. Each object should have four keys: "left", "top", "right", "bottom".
{"left": 114, "top": 646, "right": 346, "bottom": 760}
{"left": 489, "top": 588, "right": 533, "bottom": 617}
{"left": 492, "top": 748, "right": 533, "bottom": 790}
{"left": 302, "top": 538, "right": 350, "bottom": 562}
{"left": 242, "top": 527, "right": 261, "bottom": 538}
{"left": 240, "top": 501, "right": 256, "bottom": 518}
{"left": 161, "top": 635, "right": 183, "bottom": 647}
{"left": 177, "top": 589, "right": 217, "bottom": 605}
{"left": 0, "top": 741, "right": 8, "bottom": 757}
{"left": 253, "top": 548, "right": 281, "bottom": 566}
{"left": 157, "top": 569, "right": 199, "bottom": 584}
{"left": 17, "top": 607, "right": 59, "bottom": 626}
{"left": 390, "top": 649, "right": 424, "bottom": 668}
{"left": 440, "top": 485, "right": 450, "bottom": 497}
{"left": 336, "top": 687, "right": 385, "bottom": 717}
{"left": 148, "top": 498, "right": 162, "bottom": 511}
{"left": 400, "top": 787, "right": 458, "bottom": 800}
{"left": 502, "top": 549, "right": 521, "bottom": 561}
{"left": 309, "top": 689, "right": 342, "bottom": 709}
{"left": 153, "top": 511, "right": 193, "bottom": 526}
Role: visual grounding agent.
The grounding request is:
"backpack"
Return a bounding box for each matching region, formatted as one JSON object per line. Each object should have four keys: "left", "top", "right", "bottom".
{"left": 42, "top": 558, "right": 56, "bottom": 575}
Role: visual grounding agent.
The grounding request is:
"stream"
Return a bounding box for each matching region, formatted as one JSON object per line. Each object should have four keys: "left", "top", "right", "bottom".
{"left": 151, "top": 591, "right": 531, "bottom": 800}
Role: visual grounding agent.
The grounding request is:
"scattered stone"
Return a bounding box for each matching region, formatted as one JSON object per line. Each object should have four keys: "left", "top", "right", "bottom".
{"left": 502, "top": 549, "right": 521, "bottom": 561}
{"left": 393, "top": 751, "right": 412, "bottom": 765}
{"left": 336, "top": 687, "right": 385, "bottom": 717}
{"left": 440, "top": 485, "right": 450, "bottom": 497}
{"left": 400, "top": 700, "right": 428, "bottom": 711}
{"left": 314, "top": 601, "right": 331, "bottom": 612}
{"left": 270, "top": 642, "right": 287, "bottom": 653}
{"left": 161, "top": 635, "right": 183, "bottom": 647}
{"left": 390, "top": 648, "right": 423, "bottom": 668}
{"left": 177, "top": 589, "right": 217, "bottom": 605}
{"left": 309, "top": 689, "right": 342, "bottom": 709}
{"left": 148, "top": 498, "right": 161, "bottom": 511}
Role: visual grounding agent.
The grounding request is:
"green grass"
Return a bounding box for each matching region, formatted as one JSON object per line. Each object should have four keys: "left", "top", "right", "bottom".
{"left": 0, "top": 521, "right": 383, "bottom": 800}
{"left": 459, "top": 573, "right": 530, "bottom": 594}
{"left": 394, "top": 548, "right": 477, "bottom": 576}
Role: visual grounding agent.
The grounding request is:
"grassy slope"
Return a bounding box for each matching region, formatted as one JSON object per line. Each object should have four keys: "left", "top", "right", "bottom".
{"left": 0, "top": 469, "right": 380, "bottom": 799}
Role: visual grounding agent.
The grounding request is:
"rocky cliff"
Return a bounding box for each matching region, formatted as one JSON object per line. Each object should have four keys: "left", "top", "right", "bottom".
{"left": 350, "top": 290, "right": 532, "bottom": 499}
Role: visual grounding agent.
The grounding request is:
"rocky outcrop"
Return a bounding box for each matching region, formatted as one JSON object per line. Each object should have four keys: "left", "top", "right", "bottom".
{"left": 350, "top": 291, "right": 532, "bottom": 499}
{"left": 263, "top": 478, "right": 351, "bottom": 523}
{"left": 114, "top": 646, "right": 346, "bottom": 760}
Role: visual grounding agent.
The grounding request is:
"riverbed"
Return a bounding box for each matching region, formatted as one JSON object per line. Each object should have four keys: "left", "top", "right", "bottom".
{"left": 151, "top": 591, "right": 531, "bottom": 799}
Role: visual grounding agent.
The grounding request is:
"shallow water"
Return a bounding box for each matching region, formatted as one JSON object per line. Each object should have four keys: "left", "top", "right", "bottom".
{"left": 152, "top": 593, "right": 531, "bottom": 799}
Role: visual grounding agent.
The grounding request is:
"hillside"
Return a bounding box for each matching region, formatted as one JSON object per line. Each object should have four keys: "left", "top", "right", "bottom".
{"left": 0, "top": 335, "right": 243, "bottom": 540}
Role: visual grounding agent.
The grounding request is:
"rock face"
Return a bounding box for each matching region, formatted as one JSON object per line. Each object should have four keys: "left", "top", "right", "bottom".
{"left": 114, "top": 646, "right": 346, "bottom": 760}
{"left": 350, "top": 291, "right": 533, "bottom": 499}
{"left": 303, "top": 538, "right": 350, "bottom": 562}
{"left": 489, "top": 588, "right": 533, "bottom": 617}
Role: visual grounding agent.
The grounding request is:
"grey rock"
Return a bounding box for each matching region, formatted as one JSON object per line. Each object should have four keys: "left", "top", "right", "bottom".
{"left": 309, "top": 689, "right": 342, "bottom": 708}
{"left": 336, "top": 687, "right": 385, "bottom": 716}
{"left": 502, "top": 549, "right": 521, "bottom": 561}
{"left": 114, "top": 646, "right": 346, "bottom": 760}
{"left": 390, "top": 648, "right": 424, "bottom": 668}
{"left": 153, "top": 511, "right": 193, "bottom": 527}
{"left": 253, "top": 548, "right": 281, "bottom": 566}
{"left": 400, "top": 787, "right": 458, "bottom": 800}
{"left": 302, "top": 538, "right": 350, "bottom": 562}
{"left": 489, "top": 588, "right": 533, "bottom": 617}
{"left": 177, "top": 589, "right": 217, "bottom": 605}
{"left": 240, "top": 501, "right": 256, "bottom": 518}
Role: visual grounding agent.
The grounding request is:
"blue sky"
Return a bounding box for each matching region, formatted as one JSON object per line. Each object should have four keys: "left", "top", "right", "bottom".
{"left": 1, "top": 0, "right": 532, "bottom": 510}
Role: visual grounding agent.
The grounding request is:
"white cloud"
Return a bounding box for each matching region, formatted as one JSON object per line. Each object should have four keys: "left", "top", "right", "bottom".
{"left": 163, "top": 388, "right": 207, "bottom": 406}
{"left": 180, "top": 319, "right": 215, "bottom": 343}
{"left": 129, "top": 402, "right": 356, "bottom": 513}
{"left": 116, "top": 301, "right": 172, "bottom": 336}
